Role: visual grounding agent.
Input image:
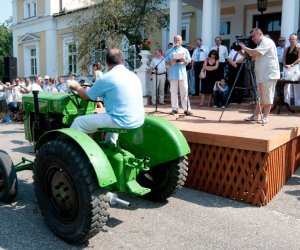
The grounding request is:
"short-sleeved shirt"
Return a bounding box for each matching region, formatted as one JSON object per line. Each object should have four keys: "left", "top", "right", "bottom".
{"left": 210, "top": 45, "right": 228, "bottom": 62}
{"left": 150, "top": 56, "right": 166, "bottom": 74}
{"left": 255, "top": 36, "right": 280, "bottom": 82}
{"left": 165, "top": 46, "right": 191, "bottom": 81}
{"left": 192, "top": 46, "right": 209, "bottom": 62}
{"left": 56, "top": 82, "right": 67, "bottom": 92}
{"left": 87, "top": 64, "right": 144, "bottom": 128}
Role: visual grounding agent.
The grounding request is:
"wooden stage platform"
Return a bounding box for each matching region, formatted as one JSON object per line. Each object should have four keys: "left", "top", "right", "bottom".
{"left": 145, "top": 103, "right": 300, "bottom": 206}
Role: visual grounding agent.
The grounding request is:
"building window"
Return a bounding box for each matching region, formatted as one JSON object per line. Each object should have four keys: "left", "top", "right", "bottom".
{"left": 220, "top": 21, "right": 231, "bottom": 35}
{"left": 30, "top": 48, "right": 37, "bottom": 76}
{"left": 24, "top": 0, "right": 37, "bottom": 19}
{"left": 68, "top": 43, "right": 77, "bottom": 74}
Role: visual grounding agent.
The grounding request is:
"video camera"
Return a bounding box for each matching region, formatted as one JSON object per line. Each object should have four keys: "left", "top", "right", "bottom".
{"left": 231, "top": 35, "right": 257, "bottom": 51}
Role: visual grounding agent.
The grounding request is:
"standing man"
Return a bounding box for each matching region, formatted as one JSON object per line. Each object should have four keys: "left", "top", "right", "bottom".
{"left": 240, "top": 28, "right": 280, "bottom": 124}
{"left": 165, "top": 35, "right": 192, "bottom": 115}
{"left": 149, "top": 49, "right": 166, "bottom": 105}
{"left": 68, "top": 49, "right": 144, "bottom": 144}
{"left": 211, "top": 36, "right": 228, "bottom": 79}
{"left": 277, "top": 37, "right": 286, "bottom": 72}
{"left": 191, "top": 38, "right": 209, "bottom": 96}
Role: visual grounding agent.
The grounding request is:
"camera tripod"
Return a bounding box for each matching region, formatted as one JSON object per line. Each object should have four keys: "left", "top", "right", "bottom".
{"left": 218, "top": 53, "right": 264, "bottom": 125}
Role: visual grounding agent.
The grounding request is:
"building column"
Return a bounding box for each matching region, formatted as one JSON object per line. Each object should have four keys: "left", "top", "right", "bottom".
{"left": 196, "top": 9, "right": 203, "bottom": 39}
{"left": 232, "top": 5, "right": 244, "bottom": 37}
{"left": 169, "top": 0, "right": 182, "bottom": 42}
{"left": 45, "top": 29, "right": 58, "bottom": 77}
{"left": 281, "top": 0, "right": 299, "bottom": 42}
{"left": 202, "top": 0, "right": 220, "bottom": 47}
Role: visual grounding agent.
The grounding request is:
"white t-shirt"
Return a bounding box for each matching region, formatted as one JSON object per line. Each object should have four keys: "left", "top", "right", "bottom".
{"left": 255, "top": 36, "right": 280, "bottom": 82}
{"left": 150, "top": 56, "right": 166, "bottom": 74}
{"left": 95, "top": 70, "right": 104, "bottom": 80}
{"left": 29, "top": 83, "right": 43, "bottom": 92}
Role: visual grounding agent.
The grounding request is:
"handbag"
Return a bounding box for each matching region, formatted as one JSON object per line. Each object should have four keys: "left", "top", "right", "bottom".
{"left": 199, "top": 69, "right": 206, "bottom": 79}
{"left": 282, "top": 65, "right": 300, "bottom": 80}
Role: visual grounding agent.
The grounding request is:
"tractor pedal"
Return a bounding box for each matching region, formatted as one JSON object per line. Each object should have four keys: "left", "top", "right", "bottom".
{"left": 127, "top": 180, "right": 151, "bottom": 196}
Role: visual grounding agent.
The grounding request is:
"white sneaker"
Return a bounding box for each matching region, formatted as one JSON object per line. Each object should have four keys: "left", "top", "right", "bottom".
{"left": 212, "top": 105, "right": 218, "bottom": 108}
{"left": 257, "top": 117, "right": 268, "bottom": 124}
{"left": 221, "top": 106, "right": 225, "bottom": 109}
{"left": 244, "top": 115, "right": 258, "bottom": 121}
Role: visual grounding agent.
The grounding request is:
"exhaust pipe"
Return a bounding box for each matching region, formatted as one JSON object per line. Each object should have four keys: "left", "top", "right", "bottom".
{"left": 106, "top": 192, "right": 131, "bottom": 207}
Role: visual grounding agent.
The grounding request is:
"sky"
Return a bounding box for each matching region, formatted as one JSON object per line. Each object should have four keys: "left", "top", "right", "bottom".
{"left": 0, "top": 1, "right": 12, "bottom": 24}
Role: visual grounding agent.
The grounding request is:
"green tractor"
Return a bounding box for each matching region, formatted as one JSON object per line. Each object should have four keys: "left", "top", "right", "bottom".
{"left": 0, "top": 90, "right": 190, "bottom": 244}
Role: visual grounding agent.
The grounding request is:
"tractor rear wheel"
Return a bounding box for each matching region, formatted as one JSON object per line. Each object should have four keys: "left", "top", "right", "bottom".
{"left": 137, "top": 156, "right": 188, "bottom": 202}
{"left": 34, "top": 139, "right": 109, "bottom": 244}
{"left": 0, "top": 150, "right": 18, "bottom": 203}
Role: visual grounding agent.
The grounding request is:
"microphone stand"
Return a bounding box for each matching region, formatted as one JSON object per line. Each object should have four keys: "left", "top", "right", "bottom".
{"left": 148, "top": 48, "right": 176, "bottom": 115}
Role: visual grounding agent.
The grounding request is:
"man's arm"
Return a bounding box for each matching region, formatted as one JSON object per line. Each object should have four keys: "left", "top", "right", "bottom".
{"left": 69, "top": 82, "right": 90, "bottom": 100}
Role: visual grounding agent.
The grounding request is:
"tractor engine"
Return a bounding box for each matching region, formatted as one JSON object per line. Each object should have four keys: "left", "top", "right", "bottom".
{"left": 22, "top": 91, "right": 95, "bottom": 143}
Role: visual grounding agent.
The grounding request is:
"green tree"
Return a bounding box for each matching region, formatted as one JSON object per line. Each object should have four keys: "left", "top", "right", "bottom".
{"left": 0, "top": 17, "right": 13, "bottom": 81}
{"left": 71, "top": 0, "right": 168, "bottom": 71}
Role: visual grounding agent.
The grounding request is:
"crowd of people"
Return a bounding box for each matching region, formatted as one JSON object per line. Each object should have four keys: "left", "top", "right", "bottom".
{"left": 148, "top": 28, "right": 300, "bottom": 124}
{"left": 0, "top": 63, "right": 104, "bottom": 123}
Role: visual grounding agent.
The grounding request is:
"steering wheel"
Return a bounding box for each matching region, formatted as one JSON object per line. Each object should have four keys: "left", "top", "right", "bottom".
{"left": 69, "top": 88, "right": 81, "bottom": 108}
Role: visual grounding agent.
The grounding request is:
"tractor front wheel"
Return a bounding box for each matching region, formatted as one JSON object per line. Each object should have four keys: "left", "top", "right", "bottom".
{"left": 34, "top": 139, "right": 109, "bottom": 244}
{"left": 137, "top": 156, "right": 188, "bottom": 202}
{"left": 0, "top": 150, "right": 18, "bottom": 203}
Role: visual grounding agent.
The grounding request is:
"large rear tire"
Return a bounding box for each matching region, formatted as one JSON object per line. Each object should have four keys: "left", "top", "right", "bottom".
{"left": 0, "top": 150, "right": 18, "bottom": 203}
{"left": 137, "top": 156, "right": 188, "bottom": 202}
{"left": 34, "top": 139, "right": 109, "bottom": 244}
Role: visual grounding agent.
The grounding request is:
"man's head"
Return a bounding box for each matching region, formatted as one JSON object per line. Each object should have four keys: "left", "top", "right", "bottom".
{"left": 250, "top": 28, "right": 264, "bottom": 44}
{"left": 173, "top": 35, "right": 183, "bottom": 47}
{"left": 278, "top": 37, "right": 285, "bottom": 47}
{"left": 106, "top": 49, "right": 124, "bottom": 69}
{"left": 154, "top": 49, "right": 162, "bottom": 58}
{"left": 35, "top": 75, "right": 42, "bottom": 85}
{"left": 195, "top": 38, "right": 202, "bottom": 47}
{"left": 25, "top": 77, "right": 31, "bottom": 86}
{"left": 167, "top": 42, "right": 174, "bottom": 49}
{"left": 215, "top": 37, "right": 222, "bottom": 46}
{"left": 44, "top": 75, "right": 51, "bottom": 85}
{"left": 14, "top": 77, "right": 20, "bottom": 85}
{"left": 58, "top": 76, "right": 64, "bottom": 84}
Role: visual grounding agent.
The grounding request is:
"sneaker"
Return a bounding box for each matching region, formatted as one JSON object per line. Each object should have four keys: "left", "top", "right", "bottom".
{"left": 159, "top": 102, "right": 166, "bottom": 105}
{"left": 184, "top": 111, "right": 193, "bottom": 116}
{"left": 221, "top": 106, "right": 225, "bottom": 109}
{"left": 212, "top": 105, "right": 218, "bottom": 108}
{"left": 257, "top": 117, "right": 268, "bottom": 124}
{"left": 244, "top": 115, "right": 258, "bottom": 121}
{"left": 170, "top": 110, "right": 178, "bottom": 114}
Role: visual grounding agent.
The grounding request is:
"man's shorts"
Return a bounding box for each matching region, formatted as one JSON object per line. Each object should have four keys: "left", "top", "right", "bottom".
{"left": 257, "top": 79, "right": 277, "bottom": 105}
{"left": 0, "top": 99, "right": 8, "bottom": 113}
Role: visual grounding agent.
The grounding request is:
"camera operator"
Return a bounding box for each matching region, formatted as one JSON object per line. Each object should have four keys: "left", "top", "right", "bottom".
{"left": 239, "top": 28, "right": 280, "bottom": 124}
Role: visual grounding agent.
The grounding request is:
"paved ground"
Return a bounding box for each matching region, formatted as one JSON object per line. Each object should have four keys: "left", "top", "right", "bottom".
{"left": 0, "top": 122, "right": 300, "bottom": 250}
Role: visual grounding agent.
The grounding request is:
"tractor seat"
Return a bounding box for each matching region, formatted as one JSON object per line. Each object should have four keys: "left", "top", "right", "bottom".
{"left": 97, "top": 127, "right": 131, "bottom": 134}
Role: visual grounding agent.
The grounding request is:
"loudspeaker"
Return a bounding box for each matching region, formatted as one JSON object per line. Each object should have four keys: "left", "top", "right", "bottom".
{"left": 3, "top": 57, "right": 17, "bottom": 83}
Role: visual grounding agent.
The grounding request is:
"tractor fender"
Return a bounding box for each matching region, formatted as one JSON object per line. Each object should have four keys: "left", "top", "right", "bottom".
{"left": 119, "top": 115, "right": 190, "bottom": 167}
{"left": 35, "top": 128, "right": 117, "bottom": 187}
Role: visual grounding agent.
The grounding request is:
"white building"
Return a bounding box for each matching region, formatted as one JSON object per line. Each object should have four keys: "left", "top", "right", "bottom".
{"left": 11, "top": 0, "right": 300, "bottom": 78}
